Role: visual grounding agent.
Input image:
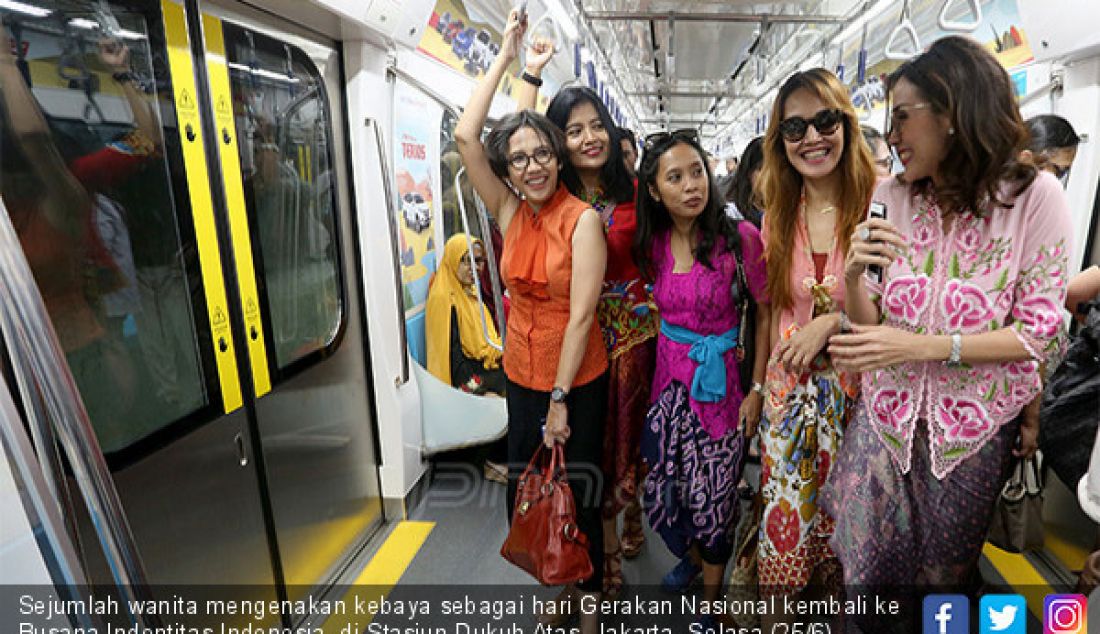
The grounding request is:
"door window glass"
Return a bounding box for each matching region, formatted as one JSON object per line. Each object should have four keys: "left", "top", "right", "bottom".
{"left": 1, "top": 1, "right": 209, "bottom": 454}
{"left": 223, "top": 25, "right": 342, "bottom": 370}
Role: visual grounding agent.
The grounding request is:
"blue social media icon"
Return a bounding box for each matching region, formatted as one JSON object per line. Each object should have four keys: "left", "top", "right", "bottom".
{"left": 981, "top": 595, "right": 1027, "bottom": 634}
{"left": 924, "top": 595, "right": 970, "bottom": 634}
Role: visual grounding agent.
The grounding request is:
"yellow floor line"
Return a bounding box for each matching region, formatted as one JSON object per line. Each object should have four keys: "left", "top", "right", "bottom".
{"left": 982, "top": 543, "right": 1053, "bottom": 621}
{"left": 321, "top": 521, "right": 435, "bottom": 634}
{"left": 1044, "top": 530, "right": 1090, "bottom": 574}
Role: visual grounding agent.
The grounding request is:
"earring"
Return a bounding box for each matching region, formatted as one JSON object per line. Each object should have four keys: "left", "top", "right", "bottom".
{"left": 948, "top": 127, "right": 955, "bottom": 135}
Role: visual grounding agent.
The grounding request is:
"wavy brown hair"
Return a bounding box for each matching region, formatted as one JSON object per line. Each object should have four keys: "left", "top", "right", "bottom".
{"left": 759, "top": 68, "right": 876, "bottom": 310}
{"left": 887, "top": 36, "right": 1036, "bottom": 214}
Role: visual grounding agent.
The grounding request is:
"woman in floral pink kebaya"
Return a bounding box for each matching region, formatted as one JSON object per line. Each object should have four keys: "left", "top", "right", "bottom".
{"left": 823, "top": 36, "right": 1073, "bottom": 604}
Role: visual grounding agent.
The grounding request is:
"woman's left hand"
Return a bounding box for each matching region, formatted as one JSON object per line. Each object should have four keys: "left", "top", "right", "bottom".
{"left": 827, "top": 323, "right": 923, "bottom": 372}
{"left": 543, "top": 401, "right": 570, "bottom": 448}
{"left": 739, "top": 390, "right": 763, "bottom": 439}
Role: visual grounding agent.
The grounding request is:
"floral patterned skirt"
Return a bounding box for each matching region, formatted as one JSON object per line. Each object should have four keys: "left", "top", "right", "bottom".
{"left": 641, "top": 380, "right": 745, "bottom": 559}
{"left": 601, "top": 338, "right": 656, "bottom": 517}
{"left": 758, "top": 363, "right": 853, "bottom": 596}
{"left": 820, "top": 405, "right": 1018, "bottom": 588}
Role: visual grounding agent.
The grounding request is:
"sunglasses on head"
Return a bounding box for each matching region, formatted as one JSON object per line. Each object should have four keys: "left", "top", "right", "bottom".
{"left": 643, "top": 128, "right": 700, "bottom": 152}
{"left": 778, "top": 108, "right": 844, "bottom": 143}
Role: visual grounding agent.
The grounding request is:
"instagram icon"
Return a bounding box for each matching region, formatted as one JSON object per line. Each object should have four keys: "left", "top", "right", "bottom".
{"left": 1045, "top": 594, "right": 1087, "bottom": 634}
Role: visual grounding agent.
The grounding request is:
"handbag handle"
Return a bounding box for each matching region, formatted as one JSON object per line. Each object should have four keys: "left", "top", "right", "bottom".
{"left": 517, "top": 443, "right": 568, "bottom": 489}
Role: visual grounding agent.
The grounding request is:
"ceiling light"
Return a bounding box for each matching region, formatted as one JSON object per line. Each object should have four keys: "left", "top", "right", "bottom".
{"left": 832, "top": 0, "right": 895, "bottom": 45}
{"left": 68, "top": 17, "right": 145, "bottom": 40}
{"left": 0, "top": 0, "right": 51, "bottom": 18}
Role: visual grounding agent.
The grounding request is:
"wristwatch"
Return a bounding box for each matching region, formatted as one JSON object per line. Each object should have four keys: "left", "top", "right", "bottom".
{"left": 550, "top": 387, "right": 568, "bottom": 403}
{"left": 945, "top": 334, "right": 963, "bottom": 368}
{"left": 751, "top": 382, "right": 765, "bottom": 396}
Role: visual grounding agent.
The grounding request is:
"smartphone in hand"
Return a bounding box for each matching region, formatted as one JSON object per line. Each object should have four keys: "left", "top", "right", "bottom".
{"left": 866, "top": 201, "right": 887, "bottom": 284}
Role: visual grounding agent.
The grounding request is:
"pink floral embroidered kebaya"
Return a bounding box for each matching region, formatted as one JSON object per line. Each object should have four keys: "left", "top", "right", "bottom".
{"left": 865, "top": 172, "right": 1072, "bottom": 479}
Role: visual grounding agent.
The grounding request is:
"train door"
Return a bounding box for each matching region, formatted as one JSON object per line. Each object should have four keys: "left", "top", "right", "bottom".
{"left": 0, "top": 0, "right": 381, "bottom": 598}
{"left": 198, "top": 1, "right": 384, "bottom": 592}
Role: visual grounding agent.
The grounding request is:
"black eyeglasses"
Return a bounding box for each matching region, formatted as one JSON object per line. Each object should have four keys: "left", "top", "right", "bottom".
{"left": 778, "top": 108, "right": 843, "bottom": 143}
{"left": 507, "top": 146, "right": 555, "bottom": 172}
{"left": 643, "top": 128, "right": 700, "bottom": 151}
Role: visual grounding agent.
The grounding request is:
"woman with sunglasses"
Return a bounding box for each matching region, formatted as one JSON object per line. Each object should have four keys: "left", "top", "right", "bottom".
{"left": 755, "top": 69, "right": 876, "bottom": 609}
{"left": 519, "top": 35, "right": 657, "bottom": 598}
{"left": 456, "top": 11, "right": 609, "bottom": 626}
{"left": 824, "top": 37, "right": 1072, "bottom": 608}
{"left": 632, "top": 129, "right": 769, "bottom": 623}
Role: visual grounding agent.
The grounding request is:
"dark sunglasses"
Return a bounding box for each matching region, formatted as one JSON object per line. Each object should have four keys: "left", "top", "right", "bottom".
{"left": 778, "top": 108, "right": 843, "bottom": 143}
{"left": 643, "top": 128, "right": 700, "bottom": 152}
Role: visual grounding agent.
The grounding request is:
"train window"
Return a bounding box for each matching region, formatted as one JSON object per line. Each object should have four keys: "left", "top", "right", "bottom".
{"left": 0, "top": 2, "right": 209, "bottom": 453}
{"left": 223, "top": 25, "right": 343, "bottom": 370}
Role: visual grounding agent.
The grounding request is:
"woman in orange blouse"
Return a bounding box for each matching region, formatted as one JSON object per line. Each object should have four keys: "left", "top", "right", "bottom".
{"left": 455, "top": 10, "right": 608, "bottom": 628}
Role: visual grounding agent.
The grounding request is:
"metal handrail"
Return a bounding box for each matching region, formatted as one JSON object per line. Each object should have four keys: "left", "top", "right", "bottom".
{"left": 938, "top": 0, "right": 982, "bottom": 33}
{"left": 884, "top": 0, "right": 921, "bottom": 60}
{"left": 473, "top": 193, "right": 507, "bottom": 339}
{"left": 454, "top": 167, "right": 504, "bottom": 353}
{"left": 0, "top": 198, "right": 158, "bottom": 626}
{"left": 366, "top": 116, "right": 410, "bottom": 386}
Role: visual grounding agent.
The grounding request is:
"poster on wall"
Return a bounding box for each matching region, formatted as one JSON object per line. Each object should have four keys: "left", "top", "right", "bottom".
{"left": 418, "top": 0, "right": 553, "bottom": 110}
{"left": 394, "top": 81, "right": 444, "bottom": 366}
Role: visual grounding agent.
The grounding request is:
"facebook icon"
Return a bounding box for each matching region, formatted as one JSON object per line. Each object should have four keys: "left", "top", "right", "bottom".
{"left": 924, "top": 594, "right": 970, "bottom": 634}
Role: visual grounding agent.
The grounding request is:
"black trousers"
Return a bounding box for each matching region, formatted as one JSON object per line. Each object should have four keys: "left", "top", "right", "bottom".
{"left": 505, "top": 373, "right": 608, "bottom": 593}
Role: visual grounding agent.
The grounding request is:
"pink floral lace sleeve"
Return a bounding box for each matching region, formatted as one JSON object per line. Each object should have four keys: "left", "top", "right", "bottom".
{"left": 863, "top": 172, "right": 1072, "bottom": 479}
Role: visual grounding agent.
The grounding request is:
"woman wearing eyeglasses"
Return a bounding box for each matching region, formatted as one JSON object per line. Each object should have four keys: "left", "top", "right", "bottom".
{"left": 456, "top": 11, "right": 609, "bottom": 625}
{"left": 823, "top": 37, "right": 1072, "bottom": 605}
{"left": 425, "top": 235, "right": 505, "bottom": 396}
{"left": 519, "top": 34, "right": 657, "bottom": 598}
{"left": 755, "top": 69, "right": 876, "bottom": 608}
{"left": 632, "top": 129, "right": 769, "bottom": 624}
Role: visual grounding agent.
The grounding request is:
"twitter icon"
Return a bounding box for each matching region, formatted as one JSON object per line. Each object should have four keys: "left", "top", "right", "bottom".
{"left": 981, "top": 594, "right": 1027, "bottom": 634}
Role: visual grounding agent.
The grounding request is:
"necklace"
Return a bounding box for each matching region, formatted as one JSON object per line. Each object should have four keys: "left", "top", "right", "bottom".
{"left": 817, "top": 205, "right": 836, "bottom": 215}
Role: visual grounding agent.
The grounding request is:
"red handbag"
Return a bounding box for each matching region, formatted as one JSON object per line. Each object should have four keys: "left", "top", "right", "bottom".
{"left": 500, "top": 444, "right": 593, "bottom": 585}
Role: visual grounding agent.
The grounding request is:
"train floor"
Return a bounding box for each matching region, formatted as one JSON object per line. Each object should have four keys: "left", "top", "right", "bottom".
{"left": 353, "top": 443, "right": 1084, "bottom": 633}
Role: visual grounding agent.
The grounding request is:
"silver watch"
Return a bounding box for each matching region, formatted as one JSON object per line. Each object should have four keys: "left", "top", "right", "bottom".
{"left": 945, "top": 334, "right": 963, "bottom": 367}
{"left": 751, "top": 381, "right": 765, "bottom": 396}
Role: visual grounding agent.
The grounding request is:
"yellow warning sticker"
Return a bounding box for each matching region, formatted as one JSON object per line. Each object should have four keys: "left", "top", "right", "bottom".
{"left": 161, "top": 0, "right": 243, "bottom": 413}
{"left": 202, "top": 14, "right": 272, "bottom": 397}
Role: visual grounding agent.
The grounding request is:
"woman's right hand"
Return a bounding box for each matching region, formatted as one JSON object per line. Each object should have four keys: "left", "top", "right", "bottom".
{"left": 543, "top": 402, "right": 570, "bottom": 448}
{"left": 525, "top": 37, "right": 555, "bottom": 74}
{"left": 844, "top": 218, "right": 907, "bottom": 282}
{"left": 499, "top": 9, "right": 527, "bottom": 64}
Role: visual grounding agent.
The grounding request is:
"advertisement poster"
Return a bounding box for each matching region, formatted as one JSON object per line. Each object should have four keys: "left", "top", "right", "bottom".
{"left": 418, "top": 0, "right": 553, "bottom": 110}
{"left": 394, "top": 81, "right": 444, "bottom": 366}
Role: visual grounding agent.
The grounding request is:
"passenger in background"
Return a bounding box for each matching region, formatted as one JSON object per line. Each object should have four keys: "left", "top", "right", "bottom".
{"left": 755, "top": 69, "right": 875, "bottom": 615}
{"left": 1023, "top": 114, "right": 1080, "bottom": 188}
{"left": 632, "top": 129, "right": 768, "bottom": 627}
{"left": 456, "top": 11, "right": 608, "bottom": 630}
{"left": 860, "top": 125, "right": 893, "bottom": 178}
{"left": 520, "top": 40, "right": 657, "bottom": 598}
{"left": 619, "top": 127, "right": 638, "bottom": 178}
{"left": 426, "top": 234, "right": 505, "bottom": 396}
{"left": 724, "top": 136, "right": 765, "bottom": 228}
{"left": 717, "top": 154, "right": 738, "bottom": 200}
{"left": 824, "top": 37, "right": 1072, "bottom": 615}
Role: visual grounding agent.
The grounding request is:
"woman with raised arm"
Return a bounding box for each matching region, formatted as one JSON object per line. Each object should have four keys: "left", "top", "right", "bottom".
{"left": 632, "top": 129, "right": 769, "bottom": 628}
{"left": 454, "top": 11, "right": 608, "bottom": 630}
{"left": 754, "top": 69, "right": 875, "bottom": 617}
{"left": 823, "top": 37, "right": 1073, "bottom": 616}
{"left": 518, "top": 34, "right": 657, "bottom": 599}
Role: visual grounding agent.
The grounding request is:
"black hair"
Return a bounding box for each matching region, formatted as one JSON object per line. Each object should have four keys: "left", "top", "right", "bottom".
{"left": 860, "top": 124, "right": 885, "bottom": 151}
{"left": 632, "top": 134, "right": 741, "bottom": 282}
{"left": 1025, "top": 114, "right": 1080, "bottom": 153}
{"left": 545, "top": 86, "right": 634, "bottom": 204}
{"left": 619, "top": 126, "right": 637, "bottom": 147}
{"left": 484, "top": 109, "right": 568, "bottom": 181}
{"left": 727, "top": 136, "right": 764, "bottom": 228}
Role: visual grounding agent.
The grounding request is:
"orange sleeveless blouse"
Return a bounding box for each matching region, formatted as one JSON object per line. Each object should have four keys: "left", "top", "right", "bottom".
{"left": 499, "top": 186, "right": 608, "bottom": 391}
